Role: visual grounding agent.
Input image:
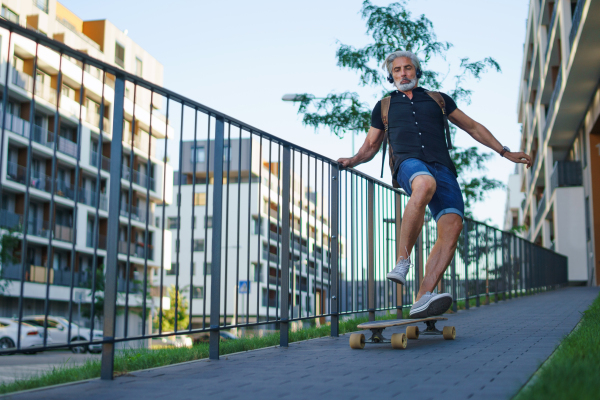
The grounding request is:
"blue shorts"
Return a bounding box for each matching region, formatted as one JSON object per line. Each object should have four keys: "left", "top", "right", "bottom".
{"left": 396, "top": 158, "right": 465, "bottom": 222}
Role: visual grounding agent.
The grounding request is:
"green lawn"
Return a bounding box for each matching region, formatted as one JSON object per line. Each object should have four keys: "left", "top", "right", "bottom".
{"left": 0, "top": 311, "right": 403, "bottom": 395}
{"left": 513, "top": 292, "right": 600, "bottom": 400}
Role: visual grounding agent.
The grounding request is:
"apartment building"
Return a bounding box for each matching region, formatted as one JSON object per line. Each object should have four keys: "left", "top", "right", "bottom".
{"left": 512, "top": 0, "right": 599, "bottom": 284}
{"left": 503, "top": 170, "right": 526, "bottom": 232}
{"left": 159, "top": 138, "right": 340, "bottom": 328}
{"left": 0, "top": 0, "right": 173, "bottom": 339}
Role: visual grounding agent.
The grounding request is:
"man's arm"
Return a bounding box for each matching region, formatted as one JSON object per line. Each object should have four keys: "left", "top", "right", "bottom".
{"left": 448, "top": 109, "right": 532, "bottom": 168}
{"left": 337, "top": 126, "right": 385, "bottom": 168}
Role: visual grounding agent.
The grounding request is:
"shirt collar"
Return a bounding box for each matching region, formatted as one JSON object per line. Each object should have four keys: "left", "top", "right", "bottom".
{"left": 392, "top": 86, "right": 426, "bottom": 96}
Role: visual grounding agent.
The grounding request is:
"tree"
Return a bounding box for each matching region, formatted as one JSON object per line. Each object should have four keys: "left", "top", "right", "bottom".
{"left": 290, "top": 0, "right": 504, "bottom": 215}
{"left": 154, "top": 285, "right": 189, "bottom": 332}
{"left": 0, "top": 227, "right": 20, "bottom": 295}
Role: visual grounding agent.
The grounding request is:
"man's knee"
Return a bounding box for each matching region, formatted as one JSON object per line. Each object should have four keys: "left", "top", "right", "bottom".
{"left": 410, "top": 175, "right": 436, "bottom": 206}
{"left": 438, "top": 214, "right": 463, "bottom": 243}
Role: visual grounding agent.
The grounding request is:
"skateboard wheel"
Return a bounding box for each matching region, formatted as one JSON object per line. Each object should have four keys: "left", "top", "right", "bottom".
{"left": 349, "top": 333, "right": 365, "bottom": 349}
{"left": 391, "top": 333, "right": 407, "bottom": 350}
{"left": 406, "top": 326, "right": 419, "bottom": 340}
{"left": 442, "top": 326, "right": 456, "bottom": 340}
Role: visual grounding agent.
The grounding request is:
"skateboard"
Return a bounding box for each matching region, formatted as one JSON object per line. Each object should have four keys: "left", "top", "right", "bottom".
{"left": 349, "top": 317, "right": 455, "bottom": 350}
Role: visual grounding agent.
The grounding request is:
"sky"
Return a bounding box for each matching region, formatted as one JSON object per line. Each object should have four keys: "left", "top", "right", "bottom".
{"left": 60, "top": 0, "right": 530, "bottom": 228}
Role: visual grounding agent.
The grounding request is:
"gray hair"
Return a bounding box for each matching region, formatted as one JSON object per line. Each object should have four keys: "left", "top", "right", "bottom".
{"left": 382, "top": 51, "right": 421, "bottom": 74}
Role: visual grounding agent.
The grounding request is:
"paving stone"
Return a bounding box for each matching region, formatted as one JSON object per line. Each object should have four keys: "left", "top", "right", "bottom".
{"left": 8, "top": 287, "right": 598, "bottom": 400}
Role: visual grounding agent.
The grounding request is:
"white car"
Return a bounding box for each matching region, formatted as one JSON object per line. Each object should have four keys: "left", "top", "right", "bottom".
{"left": 152, "top": 335, "right": 193, "bottom": 348}
{"left": 21, "top": 316, "right": 103, "bottom": 354}
{"left": 0, "top": 317, "right": 46, "bottom": 354}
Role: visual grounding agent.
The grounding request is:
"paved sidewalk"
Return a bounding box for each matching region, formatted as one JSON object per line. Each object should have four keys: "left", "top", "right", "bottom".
{"left": 8, "top": 287, "right": 599, "bottom": 400}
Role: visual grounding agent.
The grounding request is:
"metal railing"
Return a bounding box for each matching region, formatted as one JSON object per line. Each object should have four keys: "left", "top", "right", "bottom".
{"left": 543, "top": 66, "right": 562, "bottom": 142}
{"left": 569, "top": 0, "right": 586, "bottom": 47}
{"left": 550, "top": 161, "right": 583, "bottom": 193}
{"left": 0, "top": 20, "right": 569, "bottom": 382}
{"left": 534, "top": 192, "right": 546, "bottom": 229}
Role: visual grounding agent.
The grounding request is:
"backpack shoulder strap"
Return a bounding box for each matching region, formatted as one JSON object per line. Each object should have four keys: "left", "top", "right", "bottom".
{"left": 380, "top": 96, "right": 391, "bottom": 179}
{"left": 425, "top": 91, "right": 453, "bottom": 150}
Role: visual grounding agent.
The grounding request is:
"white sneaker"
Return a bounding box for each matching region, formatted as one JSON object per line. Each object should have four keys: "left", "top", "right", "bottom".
{"left": 386, "top": 257, "right": 411, "bottom": 285}
{"left": 409, "top": 292, "right": 453, "bottom": 318}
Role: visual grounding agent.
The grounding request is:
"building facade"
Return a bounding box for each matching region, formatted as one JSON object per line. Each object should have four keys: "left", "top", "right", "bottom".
{"left": 512, "top": 0, "right": 599, "bottom": 284}
{"left": 159, "top": 138, "right": 340, "bottom": 328}
{"left": 0, "top": 0, "right": 173, "bottom": 339}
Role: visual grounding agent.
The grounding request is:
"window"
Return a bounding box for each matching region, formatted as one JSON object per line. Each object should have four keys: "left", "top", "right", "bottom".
{"left": 115, "top": 42, "right": 125, "bottom": 68}
{"left": 167, "top": 263, "right": 177, "bottom": 275}
{"left": 251, "top": 262, "right": 262, "bottom": 282}
{"left": 193, "top": 146, "right": 205, "bottom": 163}
{"left": 1, "top": 6, "right": 19, "bottom": 24}
{"left": 203, "top": 263, "right": 211, "bottom": 275}
{"left": 194, "top": 193, "right": 206, "bottom": 206}
{"left": 135, "top": 57, "right": 143, "bottom": 76}
{"left": 192, "top": 286, "right": 204, "bottom": 299}
{"left": 33, "top": 0, "right": 48, "bottom": 13}
{"left": 194, "top": 239, "right": 205, "bottom": 252}
{"left": 223, "top": 145, "right": 230, "bottom": 162}
{"left": 204, "top": 216, "right": 212, "bottom": 228}
{"left": 167, "top": 217, "right": 179, "bottom": 229}
{"left": 252, "top": 216, "right": 262, "bottom": 235}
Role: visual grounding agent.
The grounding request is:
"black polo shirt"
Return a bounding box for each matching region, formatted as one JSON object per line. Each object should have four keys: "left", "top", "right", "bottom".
{"left": 371, "top": 87, "right": 458, "bottom": 177}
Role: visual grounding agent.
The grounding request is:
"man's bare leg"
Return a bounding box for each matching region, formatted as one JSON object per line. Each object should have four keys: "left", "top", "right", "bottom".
{"left": 416, "top": 213, "right": 463, "bottom": 300}
{"left": 396, "top": 175, "right": 437, "bottom": 261}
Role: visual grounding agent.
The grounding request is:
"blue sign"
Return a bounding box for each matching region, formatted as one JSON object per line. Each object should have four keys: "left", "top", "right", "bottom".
{"left": 239, "top": 281, "right": 250, "bottom": 294}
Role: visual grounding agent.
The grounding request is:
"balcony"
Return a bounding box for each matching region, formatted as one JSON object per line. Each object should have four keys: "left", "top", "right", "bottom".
{"left": 122, "top": 165, "right": 155, "bottom": 191}
{"left": 27, "top": 219, "right": 51, "bottom": 238}
{"left": 268, "top": 275, "right": 281, "bottom": 286}
{"left": 545, "top": 5, "right": 557, "bottom": 58}
{"left": 269, "top": 231, "right": 281, "bottom": 242}
{"left": 78, "top": 188, "right": 108, "bottom": 211}
{"left": 34, "top": 84, "right": 57, "bottom": 106}
{"left": 89, "top": 150, "right": 111, "bottom": 172}
{"left": 118, "top": 241, "right": 154, "bottom": 260}
{"left": 262, "top": 252, "right": 279, "bottom": 263}
{"left": 0, "top": 262, "right": 91, "bottom": 287}
{"left": 11, "top": 68, "right": 33, "bottom": 92}
{"left": 569, "top": 0, "right": 586, "bottom": 47}
{"left": 85, "top": 112, "right": 111, "bottom": 134}
{"left": 550, "top": 161, "right": 583, "bottom": 193}
{"left": 87, "top": 232, "right": 107, "bottom": 250}
{"left": 53, "top": 223, "right": 73, "bottom": 243}
{"left": 534, "top": 193, "right": 546, "bottom": 228}
{"left": 120, "top": 203, "right": 155, "bottom": 225}
{"left": 0, "top": 210, "right": 23, "bottom": 230}
{"left": 117, "top": 279, "right": 142, "bottom": 294}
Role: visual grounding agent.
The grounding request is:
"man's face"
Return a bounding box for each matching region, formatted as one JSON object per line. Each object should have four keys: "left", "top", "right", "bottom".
{"left": 391, "top": 57, "right": 418, "bottom": 87}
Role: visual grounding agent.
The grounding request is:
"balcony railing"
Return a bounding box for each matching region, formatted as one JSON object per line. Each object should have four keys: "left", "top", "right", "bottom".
{"left": 120, "top": 203, "right": 155, "bottom": 225}
{"left": 569, "top": 0, "right": 586, "bottom": 47}
{"left": 122, "top": 164, "right": 155, "bottom": 191}
{"left": 534, "top": 193, "right": 546, "bottom": 228}
{"left": 543, "top": 67, "right": 562, "bottom": 142}
{"left": 89, "top": 150, "right": 111, "bottom": 172}
{"left": 78, "top": 188, "right": 108, "bottom": 211}
{"left": 262, "top": 252, "right": 279, "bottom": 263}
{"left": 118, "top": 241, "right": 154, "bottom": 260}
{"left": 545, "top": 5, "right": 557, "bottom": 57}
{"left": 550, "top": 161, "right": 583, "bottom": 193}
{"left": 85, "top": 112, "right": 111, "bottom": 133}
{"left": 87, "top": 232, "right": 107, "bottom": 250}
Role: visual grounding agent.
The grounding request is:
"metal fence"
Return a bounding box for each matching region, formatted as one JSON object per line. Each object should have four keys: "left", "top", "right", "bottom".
{"left": 0, "top": 19, "right": 568, "bottom": 380}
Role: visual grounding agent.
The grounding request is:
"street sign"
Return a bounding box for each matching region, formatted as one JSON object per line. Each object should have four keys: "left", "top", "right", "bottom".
{"left": 239, "top": 281, "right": 250, "bottom": 294}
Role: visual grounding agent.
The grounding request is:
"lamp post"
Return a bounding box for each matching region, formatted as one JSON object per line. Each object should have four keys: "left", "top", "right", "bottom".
{"left": 282, "top": 94, "right": 363, "bottom": 155}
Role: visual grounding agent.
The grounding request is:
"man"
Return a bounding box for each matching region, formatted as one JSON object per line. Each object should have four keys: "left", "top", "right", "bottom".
{"left": 337, "top": 50, "right": 532, "bottom": 318}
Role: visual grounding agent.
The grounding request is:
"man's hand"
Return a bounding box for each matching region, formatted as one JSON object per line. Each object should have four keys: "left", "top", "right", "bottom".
{"left": 337, "top": 157, "right": 355, "bottom": 169}
{"left": 504, "top": 151, "right": 533, "bottom": 169}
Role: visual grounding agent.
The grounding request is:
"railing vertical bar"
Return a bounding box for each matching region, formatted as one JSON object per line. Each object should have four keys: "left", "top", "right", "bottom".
{"left": 367, "top": 180, "right": 375, "bottom": 321}
{"left": 266, "top": 138, "right": 272, "bottom": 323}
{"left": 223, "top": 122, "right": 231, "bottom": 325}
{"left": 143, "top": 89, "right": 156, "bottom": 338}
{"left": 0, "top": 31, "right": 12, "bottom": 207}
{"left": 319, "top": 159, "right": 325, "bottom": 319}
{"left": 234, "top": 126, "right": 243, "bottom": 326}
{"left": 394, "top": 192, "right": 403, "bottom": 318}
{"left": 202, "top": 115, "right": 211, "bottom": 329}
{"left": 279, "top": 144, "right": 291, "bottom": 346}
{"left": 275, "top": 143, "right": 282, "bottom": 321}
{"left": 255, "top": 135, "right": 262, "bottom": 322}
{"left": 188, "top": 107, "right": 199, "bottom": 333}
{"left": 173, "top": 100, "right": 185, "bottom": 333}
{"left": 209, "top": 115, "right": 225, "bottom": 360}
{"left": 100, "top": 73, "right": 126, "bottom": 380}
{"left": 16, "top": 40, "right": 39, "bottom": 350}
{"left": 299, "top": 152, "right": 304, "bottom": 319}
{"left": 463, "top": 220, "right": 469, "bottom": 309}
{"left": 158, "top": 96, "right": 170, "bottom": 334}
{"left": 330, "top": 163, "right": 339, "bottom": 336}
{"left": 475, "top": 222, "right": 480, "bottom": 306}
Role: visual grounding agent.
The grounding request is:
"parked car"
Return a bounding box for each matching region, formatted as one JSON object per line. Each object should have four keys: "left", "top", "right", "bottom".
{"left": 0, "top": 317, "right": 47, "bottom": 355}
{"left": 151, "top": 335, "right": 193, "bottom": 349}
{"left": 21, "top": 316, "right": 102, "bottom": 354}
{"left": 191, "top": 331, "right": 239, "bottom": 344}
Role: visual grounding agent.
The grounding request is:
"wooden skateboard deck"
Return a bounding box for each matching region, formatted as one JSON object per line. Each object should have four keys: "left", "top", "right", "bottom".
{"left": 349, "top": 317, "right": 455, "bottom": 350}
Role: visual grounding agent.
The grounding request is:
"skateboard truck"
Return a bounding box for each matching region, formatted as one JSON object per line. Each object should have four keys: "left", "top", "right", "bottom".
{"left": 367, "top": 328, "right": 390, "bottom": 344}
{"left": 421, "top": 320, "right": 443, "bottom": 336}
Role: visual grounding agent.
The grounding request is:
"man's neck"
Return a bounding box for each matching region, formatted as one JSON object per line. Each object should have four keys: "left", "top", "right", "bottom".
{"left": 397, "top": 86, "right": 419, "bottom": 100}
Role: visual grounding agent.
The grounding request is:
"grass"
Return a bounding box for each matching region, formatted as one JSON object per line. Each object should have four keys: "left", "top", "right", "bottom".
{"left": 0, "top": 311, "right": 401, "bottom": 395}
{"left": 513, "top": 292, "right": 600, "bottom": 400}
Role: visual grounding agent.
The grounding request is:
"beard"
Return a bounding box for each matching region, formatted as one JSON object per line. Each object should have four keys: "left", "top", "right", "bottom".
{"left": 395, "top": 77, "right": 417, "bottom": 91}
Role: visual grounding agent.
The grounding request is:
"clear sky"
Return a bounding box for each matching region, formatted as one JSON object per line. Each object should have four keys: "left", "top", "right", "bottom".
{"left": 60, "top": 0, "right": 529, "bottom": 228}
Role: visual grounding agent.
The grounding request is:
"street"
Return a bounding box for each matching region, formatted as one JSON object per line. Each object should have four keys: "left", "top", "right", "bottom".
{"left": 0, "top": 351, "right": 101, "bottom": 384}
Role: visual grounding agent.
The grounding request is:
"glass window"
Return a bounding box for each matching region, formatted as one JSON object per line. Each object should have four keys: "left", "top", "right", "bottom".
{"left": 203, "top": 263, "right": 211, "bottom": 275}
{"left": 204, "top": 216, "right": 212, "bottom": 228}
{"left": 167, "top": 263, "right": 177, "bottom": 275}
{"left": 167, "top": 217, "right": 179, "bottom": 229}
{"left": 193, "top": 146, "right": 205, "bottom": 163}
{"left": 135, "top": 57, "right": 143, "bottom": 76}
{"left": 1, "top": 6, "right": 19, "bottom": 24}
{"left": 33, "top": 0, "right": 49, "bottom": 13}
{"left": 194, "top": 239, "right": 204, "bottom": 252}
{"left": 192, "top": 286, "right": 204, "bottom": 299}
{"left": 115, "top": 42, "right": 125, "bottom": 68}
{"left": 194, "top": 193, "right": 206, "bottom": 206}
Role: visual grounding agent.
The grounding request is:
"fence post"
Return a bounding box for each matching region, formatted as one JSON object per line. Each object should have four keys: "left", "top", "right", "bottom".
{"left": 279, "top": 145, "right": 291, "bottom": 345}
{"left": 394, "top": 192, "right": 403, "bottom": 318}
{"left": 475, "top": 222, "right": 480, "bottom": 307}
{"left": 330, "top": 164, "right": 339, "bottom": 336}
{"left": 451, "top": 257, "right": 457, "bottom": 312}
{"left": 508, "top": 234, "right": 512, "bottom": 299}
{"left": 367, "top": 180, "right": 375, "bottom": 322}
{"left": 494, "top": 229, "right": 498, "bottom": 303}
{"left": 100, "top": 74, "right": 126, "bottom": 380}
{"left": 209, "top": 116, "right": 225, "bottom": 360}
{"left": 463, "top": 220, "right": 469, "bottom": 310}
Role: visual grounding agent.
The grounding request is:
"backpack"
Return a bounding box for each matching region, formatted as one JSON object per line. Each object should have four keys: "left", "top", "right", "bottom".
{"left": 380, "top": 91, "right": 453, "bottom": 188}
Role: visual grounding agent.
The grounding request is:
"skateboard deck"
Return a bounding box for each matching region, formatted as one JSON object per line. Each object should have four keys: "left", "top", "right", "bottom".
{"left": 349, "top": 317, "right": 455, "bottom": 350}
